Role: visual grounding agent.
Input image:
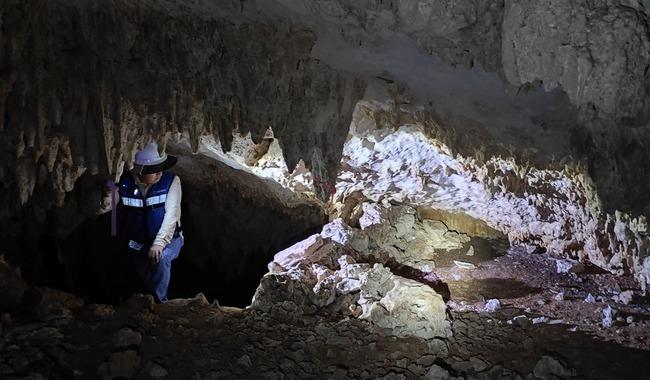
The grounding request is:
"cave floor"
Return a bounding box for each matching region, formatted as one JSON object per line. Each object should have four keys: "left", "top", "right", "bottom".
{"left": 1, "top": 244, "right": 650, "bottom": 379}
{"left": 436, "top": 241, "right": 650, "bottom": 351}
{"left": 438, "top": 240, "right": 650, "bottom": 378}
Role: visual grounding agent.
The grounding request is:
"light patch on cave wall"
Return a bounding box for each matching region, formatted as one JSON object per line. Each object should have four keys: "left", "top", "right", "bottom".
{"left": 336, "top": 124, "right": 649, "bottom": 290}
{"left": 198, "top": 134, "right": 315, "bottom": 194}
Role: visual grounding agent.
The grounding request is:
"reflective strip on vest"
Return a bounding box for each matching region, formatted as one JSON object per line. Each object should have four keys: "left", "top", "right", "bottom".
{"left": 122, "top": 197, "right": 144, "bottom": 207}
{"left": 146, "top": 194, "right": 167, "bottom": 206}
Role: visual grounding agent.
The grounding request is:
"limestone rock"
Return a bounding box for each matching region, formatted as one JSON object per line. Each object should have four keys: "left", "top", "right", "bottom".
{"left": 424, "top": 364, "right": 451, "bottom": 380}
{"left": 417, "top": 355, "right": 437, "bottom": 367}
{"left": 359, "top": 272, "right": 452, "bottom": 341}
{"left": 453, "top": 261, "right": 476, "bottom": 270}
{"left": 512, "top": 315, "right": 532, "bottom": 329}
{"left": 613, "top": 290, "right": 634, "bottom": 305}
{"left": 356, "top": 204, "right": 472, "bottom": 269}
{"left": 321, "top": 219, "right": 354, "bottom": 246}
{"left": 253, "top": 220, "right": 452, "bottom": 342}
{"left": 360, "top": 203, "right": 386, "bottom": 230}
{"left": 145, "top": 361, "right": 168, "bottom": 379}
{"left": 339, "top": 124, "right": 650, "bottom": 290}
{"left": 86, "top": 304, "right": 115, "bottom": 321}
{"left": 97, "top": 350, "right": 141, "bottom": 380}
{"left": 532, "top": 355, "right": 575, "bottom": 380}
{"left": 389, "top": 206, "right": 416, "bottom": 238}
{"left": 421, "top": 220, "right": 470, "bottom": 251}
{"left": 269, "top": 234, "right": 327, "bottom": 273}
{"left": 502, "top": 0, "right": 649, "bottom": 120}
{"left": 166, "top": 293, "right": 209, "bottom": 307}
{"left": 236, "top": 354, "right": 253, "bottom": 368}
{"left": 124, "top": 294, "right": 155, "bottom": 311}
{"left": 0, "top": 256, "right": 28, "bottom": 312}
{"left": 417, "top": 207, "right": 504, "bottom": 239}
{"left": 555, "top": 259, "right": 576, "bottom": 274}
{"left": 111, "top": 328, "right": 142, "bottom": 349}
{"left": 11, "top": 325, "right": 63, "bottom": 341}
{"left": 602, "top": 305, "right": 614, "bottom": 328}
{"left": 483, "top": 299, "right": 501, "bottom": 313}
{"left": 251, "top": 272, "right": 319, "bottom": 314}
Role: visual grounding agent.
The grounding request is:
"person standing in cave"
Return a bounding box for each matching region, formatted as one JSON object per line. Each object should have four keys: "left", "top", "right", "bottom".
{"left": 104, "top": 142, "right": 184, "bottom": 303}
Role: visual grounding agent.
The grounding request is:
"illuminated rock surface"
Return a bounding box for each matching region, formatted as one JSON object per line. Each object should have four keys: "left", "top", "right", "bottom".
{"left": 1, "top": 0, "right": 650, "bottom": 379}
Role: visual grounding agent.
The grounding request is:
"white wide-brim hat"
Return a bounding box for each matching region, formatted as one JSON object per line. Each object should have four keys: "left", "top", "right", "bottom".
{"left": 134, "top": 142, "right": 177, "bottom": 174}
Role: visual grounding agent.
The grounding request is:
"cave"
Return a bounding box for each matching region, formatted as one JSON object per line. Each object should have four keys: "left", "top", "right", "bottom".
{"left": 1, "top": 0, "right": 650, "bottom": 379}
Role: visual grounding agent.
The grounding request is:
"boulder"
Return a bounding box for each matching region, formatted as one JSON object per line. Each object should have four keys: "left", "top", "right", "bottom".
{"left": 359, "top": 267, "right": 452, "bottom": 340}
{"left": 0, "top": 256, "right": 28, "bottom": 312}
{"left": 424, "top": 364, "right": 451, "bottom": 380}
{"left": 145, "top": 361, "right": 168, "bottom": 379}
{"left": 111, "top": 327, "right": 142, "bottom": 349}
{"left": 97, "top": 350, "right": 141, "bottom": 380}
{"left": 252, "top": 220, "right": 453, "bottom": 342}
{"left": 532, "top": 355, "right": 575, "bottom": 380}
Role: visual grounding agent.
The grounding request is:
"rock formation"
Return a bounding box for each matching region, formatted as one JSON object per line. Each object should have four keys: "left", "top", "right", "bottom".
{"left": 1, "top": 1, "right": 650, "bottom": 377}
{"left": 251, "top": 223, "right": 452, "bottom": 347}
{"left": 0, "top": 0, "right": 363, "bottom": 222}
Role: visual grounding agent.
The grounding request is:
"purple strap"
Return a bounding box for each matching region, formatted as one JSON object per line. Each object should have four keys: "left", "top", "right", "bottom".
{"left": 108, "top": 179, "right": 117, "bottom": 236}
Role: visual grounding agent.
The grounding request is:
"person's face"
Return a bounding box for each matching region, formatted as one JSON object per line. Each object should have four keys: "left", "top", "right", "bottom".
{"left": 140, "top": 171, "right": 162, "bottom": 185}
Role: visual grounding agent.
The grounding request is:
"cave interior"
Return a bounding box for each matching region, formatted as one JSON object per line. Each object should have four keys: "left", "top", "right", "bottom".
{"left": 1, "top": 0, "right": 650, "bottom": 379}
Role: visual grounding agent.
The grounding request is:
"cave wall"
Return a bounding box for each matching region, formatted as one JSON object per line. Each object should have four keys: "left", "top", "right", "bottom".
{"left": 501, "top": 0, "right": 650, "bottom": 213}
{"left": 335, "top": 118, "right": 650, "bottom": 289}
{"left": 261, "top": 0, "right": 650, "bottom": 214}
{"left": 265, "top": 0, "right": 648, "bottom": 123}
{"left": 1, "top": 0, "right": 649, "bottom": 290}
{"left": 1, "top": 0, "right": 648, "bottom": 217}
{"left": 502, "top": 0, "right": 649, "bottom": 122}
{"left": 0, "top": 0, "right": 363, "bottom": 224}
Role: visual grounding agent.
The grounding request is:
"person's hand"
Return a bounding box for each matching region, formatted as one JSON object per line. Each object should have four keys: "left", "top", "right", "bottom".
{"left": 148, "top": 245, "right": 164, "bottom": 264}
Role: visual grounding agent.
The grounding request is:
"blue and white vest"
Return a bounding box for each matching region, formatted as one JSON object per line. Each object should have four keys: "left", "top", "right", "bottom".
{"left": 119, "top": 171, "right": 179, "bottom": 250}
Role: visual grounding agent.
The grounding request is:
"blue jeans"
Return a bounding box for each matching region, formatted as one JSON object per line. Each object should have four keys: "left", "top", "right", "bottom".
{"left": 134, "top": 237, "right": 183, "bottom": 303}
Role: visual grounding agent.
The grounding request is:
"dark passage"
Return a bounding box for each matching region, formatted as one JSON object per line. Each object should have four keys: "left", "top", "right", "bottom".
{"left": 54, "top": 207, "right": 322, "bottom": 307}
{"left": 4, "top": 150, "right": 327, "bottom": 308}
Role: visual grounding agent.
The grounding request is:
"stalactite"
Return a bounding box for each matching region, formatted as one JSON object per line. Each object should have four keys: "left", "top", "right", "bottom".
{"left": 0, "top": 0, "right": 364, "bottom": 219}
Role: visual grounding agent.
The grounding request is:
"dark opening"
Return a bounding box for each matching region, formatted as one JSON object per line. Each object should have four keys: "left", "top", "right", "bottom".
{"left": 46, "top": 205, "right": 324, "bottom": 307}
{"left": 7, "top": 152, "right": 327, "bottom": 308}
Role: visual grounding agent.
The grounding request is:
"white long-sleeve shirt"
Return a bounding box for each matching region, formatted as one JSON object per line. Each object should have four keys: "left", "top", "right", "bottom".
{"left": 145, "top": 175, "right": 182, "bottom": 247}
{"left": 100, "top": 173, "right": 182, "bottom": 247}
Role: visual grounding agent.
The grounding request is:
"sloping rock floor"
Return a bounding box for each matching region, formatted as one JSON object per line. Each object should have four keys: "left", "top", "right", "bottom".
{"left": 2, "top": 238, "right": 650, "bottom": 380}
